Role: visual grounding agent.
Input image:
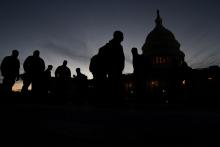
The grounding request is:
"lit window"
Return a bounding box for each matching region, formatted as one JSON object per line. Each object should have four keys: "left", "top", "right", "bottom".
{"left": 153, "top": 56, "right": 170, "bottom": 64}
{"left": 150, "top": 80, "right": 159, "bottom": 87}
{"left": 162, "top": 57, "right": 166, "bottom": 63}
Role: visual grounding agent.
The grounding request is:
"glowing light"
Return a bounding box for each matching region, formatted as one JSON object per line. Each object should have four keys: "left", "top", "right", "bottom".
{"left": 150, "top": 80, "right": 159, "bottom": 87}
{"left": 12, "top": 80, "right": 32, "bottom": 92}
{"left": 182, "top": 80, "right": 186, "bottom": 85}
{"left": 208, "top": 77, "right": 213, "bottom": 80}
{"left": 12, "top": 80, "right": 22, "bottom": 92}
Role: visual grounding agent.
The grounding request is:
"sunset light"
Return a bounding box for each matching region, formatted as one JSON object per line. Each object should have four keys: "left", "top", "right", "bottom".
{"left": 12, "top": 80, "right": 31, "bottom": 92}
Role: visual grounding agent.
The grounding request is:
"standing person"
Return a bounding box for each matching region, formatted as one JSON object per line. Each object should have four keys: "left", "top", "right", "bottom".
{"left": 99, "top": 31, "right": 125, "bottom": 103}
{"left": 44, "top": 65, "right": 53, "bottom": 80}
{"left": 89, "top": 52, "right": 108, "bottom": 105}
{"left": 0, "top": 50, "right": 20, "bottom": 94}
{"left": 21, "top": 50, "right": 45, "bottom": 95}
{"left": 55, "top": 60, "right": 71, "bottom": 79}
{"left": 99, "top": 31, "right": 125, "bottom": 79}
{"left": 55, "top": 60, "right": 71, "bottom": 99}
{"left": 74, "top": 68, "right": 88, "bottom": 104}
{"left": 89, "top": 54, "right": 107, "bottom": 82}
{"left": 75, "top": 68, "right": 87, "bottom": 81}
{"left": 42, "top": 65, "right": 53, "bottom": 96}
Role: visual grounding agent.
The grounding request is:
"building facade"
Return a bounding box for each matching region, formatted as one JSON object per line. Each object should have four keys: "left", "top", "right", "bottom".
{"left": 131, "top": 10, "right": 191, "bottom": 103}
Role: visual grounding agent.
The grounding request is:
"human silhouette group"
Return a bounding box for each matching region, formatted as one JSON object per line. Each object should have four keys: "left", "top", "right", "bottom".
{"left": 1, "top": 30, "right": 220, "bottom": 106}
{"left": 0, "top": 31, "right": 129, "bottom": 105}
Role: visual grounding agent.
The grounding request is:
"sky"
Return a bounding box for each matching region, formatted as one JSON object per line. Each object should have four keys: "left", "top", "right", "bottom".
{"left": 0, "top": 0, "right": 220, "bottom": 82}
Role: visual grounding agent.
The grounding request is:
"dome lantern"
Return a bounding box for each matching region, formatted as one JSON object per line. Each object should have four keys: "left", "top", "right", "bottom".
{"left": 155, "top": 9, "right": 163, "bottom": 27}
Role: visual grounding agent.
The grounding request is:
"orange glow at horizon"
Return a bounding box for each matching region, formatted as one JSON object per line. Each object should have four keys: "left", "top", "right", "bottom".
{"left": 12, "top": 80, "right": 32, "bottom": 92}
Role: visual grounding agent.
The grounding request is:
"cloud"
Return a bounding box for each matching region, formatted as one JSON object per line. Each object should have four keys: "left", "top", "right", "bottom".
{"left": 190, "top": 46, "right": 220, "bottom": 68}
{"left": 42, "top": 38, "right": 91, "bottom": 61}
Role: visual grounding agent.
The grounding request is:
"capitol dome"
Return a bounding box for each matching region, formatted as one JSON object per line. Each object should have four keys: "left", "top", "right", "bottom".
{"left": 142, "top": 10, "right": 184, "bottom": 57}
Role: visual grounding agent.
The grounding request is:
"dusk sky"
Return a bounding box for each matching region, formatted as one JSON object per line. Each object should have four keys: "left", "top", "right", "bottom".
{"left": 0, "top": 0, "right": 220, "bottom": 81}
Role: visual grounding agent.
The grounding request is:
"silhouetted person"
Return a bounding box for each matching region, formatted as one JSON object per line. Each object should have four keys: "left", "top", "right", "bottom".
{"left": 89, "top": 54, "right": 109, "bottom": 104}
{"left": 55, "top": 60, "right": 71, "bottom": 79}
{"left": 0, "top": 50, "right": 20, "bottom": 94}
{"left": 21, "top": 50, "right": 45, "bottom": 95}
{"left": 89, "top": 54, "right": 107, "bottom": 81}
{"left": 44, "top": 65, "right": 53, "bottom": 79}
{"left": 132, "top": 47, "right": 142, "bottom": 75}
{"left": 42, "top": 65, "right": 53, "bottom": 95}
{"left": 74, "top": 68, "right": 88, "bottom": 103}
{"left": 75, "top": 68, "right": 87, "bottom": 81}
{"left": 99, "top": 30, "right": 125, "bottom": 79}
{"left": 99, "top": 31, "right": 125, "bottom": 102}
{"left": 55, "top": 60, "right": 71, "bottom": 99}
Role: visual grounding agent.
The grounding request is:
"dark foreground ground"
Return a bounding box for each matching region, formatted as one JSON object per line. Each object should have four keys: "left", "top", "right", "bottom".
{"left": 1, "top": 99, "right": 220, "bottom": 146}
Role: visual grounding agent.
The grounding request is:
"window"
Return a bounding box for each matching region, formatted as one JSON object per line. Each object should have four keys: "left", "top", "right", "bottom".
{"left": 153, "top": 56, "right": 170, "bottom": 64}
{"left": 150, "top": 80, "right": 159, "bottom": 87}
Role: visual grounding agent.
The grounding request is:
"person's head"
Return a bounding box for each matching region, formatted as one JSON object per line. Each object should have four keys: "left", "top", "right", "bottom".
{"left": 63, "top": 60, "right": 68, "bottom": 66}
{"left": 48, "top": 65, "right": 53, "bottom": 70}
{"left": 12, "top": 50, "right": 19, "bottom": 58}
{"left": 113, "top": 31, "right": 124, "bottom": 43}
{"left": 33, "top": 50, "right": 40, "bottom": 57}
{"left": 76, "top": 68, "right": 81, "bottom": 74}
{"left": 131, "top": 47, "right": 138, "bottom": 55}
